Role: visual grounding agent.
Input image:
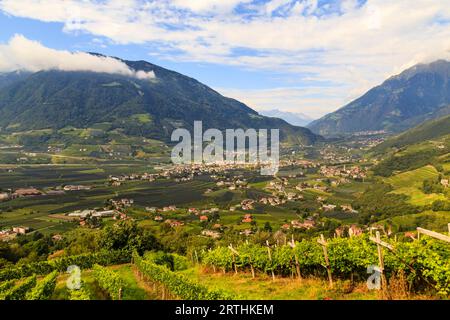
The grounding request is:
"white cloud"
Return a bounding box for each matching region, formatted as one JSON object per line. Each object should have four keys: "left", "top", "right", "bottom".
{"left": 171, "top": 0, "right": 252, "bottom": 14}
{"left": 1, "top": 0, "right": 450, "bottom": 116}
{"left": 0, "top": 34, "right": 156, "bottom": 80}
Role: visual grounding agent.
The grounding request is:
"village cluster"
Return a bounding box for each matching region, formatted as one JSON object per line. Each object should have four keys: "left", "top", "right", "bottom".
{"left": 0, "top": 154, "right": 412, "bottom": 244}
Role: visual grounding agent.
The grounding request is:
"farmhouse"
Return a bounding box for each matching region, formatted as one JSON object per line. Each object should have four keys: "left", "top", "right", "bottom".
{"left": 0, "top": 192, "right": 10, "bottom": 201}
{"left": 162, "top": 205, "right": 177, "bottom": 212}
{"left": 341, "top": 204, "right": 358, "bottom": 213}
{"left": 68, "top": 210, "right": 96, "bottom": 218}
{"left": 291, "top": 219, "right": 316, "bottom": 230}
{"left": 165, "top": 219, "right": 184, "bottom": 227}
{"left": 239, "top": 229, "right": 253, "bottom": 236}
{"left": 112, "top": 198, "right": 134, "bottom": 208}
{"left": 93, "top": 210, "right": 117, "bottom": 218}
{"left": 199, "top": 215, "right": 209, "bottom": 221}
{"left": 201, "top": 230, "right": 221, "bottom": 239}
{"left": 322, "top": 204, "right": 337, "bottom": 211}
{"left": 13, "top": 188, "right": 42, "bottom": 197}
{"left": 441, "top": 179, "right": 449, "bottom": 188}
{"left": 281, "top": 224, "right": 290, "bottom": 230}
{"left": 0, "top": 229, "right": 16, "bottom": 242}
{"left": 13, "top": 226, "right": 30, "bottom": 234}
{"left": 242, "top": 214, "right": 253, "bottom": 223}
{"left": 241, "top": 199, "right": 255, "bottom": 210}
{"left": 68, "top": 209, "right": 117, "bottom": 219}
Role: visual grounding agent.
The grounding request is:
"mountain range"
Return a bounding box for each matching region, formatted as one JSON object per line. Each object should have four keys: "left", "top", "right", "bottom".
{"left": 259, "top": 109, "right": 314, "bottom": 127}
{"left": 308, "top": 60, "right": 450, "bottom": 137}
{"left": 0, "top": 56, "right": 321, "bottom": 146}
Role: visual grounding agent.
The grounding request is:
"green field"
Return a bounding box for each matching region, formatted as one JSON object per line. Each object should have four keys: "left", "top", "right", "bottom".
{"left": 180, "top": 266, "right": 378, "bottom": 300}
{"left": 385, "top": 165, "right": 448, "bottom": 206}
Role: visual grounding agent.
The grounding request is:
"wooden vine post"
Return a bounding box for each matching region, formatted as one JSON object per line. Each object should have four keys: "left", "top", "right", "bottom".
{"left": 228, "top": 244, "right": 239, "bottom": 275}
{"left": 194, "top": 250, "right": 199, "bottom": 265}
{"left": 289, "top": 235, "right": 302, "bottom": 281}
{"left": 317, "top": 234, "right": 333, "bottom": 288}
{"left": 417, "top": 227, "right": 450, "bottom": 243}
{"left": 369, "top": 231, "right": 390, "bottom": 299}
{"left": 266, "top": 240, "right": 276, "bottom": 281}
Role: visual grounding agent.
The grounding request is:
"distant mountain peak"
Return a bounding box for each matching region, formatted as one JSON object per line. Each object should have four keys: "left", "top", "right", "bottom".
{"left": 392, "top": 59, "right": 450, "bottom": 81}
{"left": 259, "top": 109, "right": 314, "bottom": 127}
{"left": 308, "top": 59, "right": 450, "bottom": 137}
{"left": 0, "top": 55, "right": 321, "bottom": 146}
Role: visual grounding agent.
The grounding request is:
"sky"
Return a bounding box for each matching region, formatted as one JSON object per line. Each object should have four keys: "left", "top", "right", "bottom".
{"left": 0, "top": 0, "right": 449, "bottom": 119}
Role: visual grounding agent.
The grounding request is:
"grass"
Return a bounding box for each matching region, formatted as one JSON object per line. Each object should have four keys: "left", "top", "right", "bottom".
{"left": 390, "top": 187, "right": 448, "bottom": 206}
{"left": 386, "top": 165, "right": 447, "bottom": 206}
{"left": 52, "top": 264, "right": 157, "bottom": 300}
{"left": 379, "top": 211, "right": 450, "bottom": 233}
{"left": 180, "top": 266, "right": 379, "bottom": 300}
{"left": 386, "top": 165, "right": 439, "bottom": 189}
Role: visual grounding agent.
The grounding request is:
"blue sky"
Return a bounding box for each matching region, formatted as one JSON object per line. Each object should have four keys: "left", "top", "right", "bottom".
{"left": 0, "top": 0, "right": 449, "bottom": 118}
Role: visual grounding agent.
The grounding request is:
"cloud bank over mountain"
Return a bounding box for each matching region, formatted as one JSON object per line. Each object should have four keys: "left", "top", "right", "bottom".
{"left": 0, "top": 34, "right": 156, "bottom": 80}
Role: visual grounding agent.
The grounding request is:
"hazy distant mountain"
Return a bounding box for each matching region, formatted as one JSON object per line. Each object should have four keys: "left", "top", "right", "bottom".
{"left": 259, "top": 109, "right": 314, "bottom": 126}
{"left": 0, "top": 55, "right": 321, "bottom": 145}
{"left": 308, "top": 60, "right": 450, "bottom": 137}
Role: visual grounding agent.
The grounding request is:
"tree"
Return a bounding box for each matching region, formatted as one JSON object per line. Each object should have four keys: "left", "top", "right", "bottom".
{"left": 263, "top": 222, "right": 273, "bottom": 233}
{"left": 100, "top": 220, "right": 160, "bottom": 254}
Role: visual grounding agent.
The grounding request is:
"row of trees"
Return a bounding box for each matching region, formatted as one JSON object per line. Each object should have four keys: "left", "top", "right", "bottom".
{"left": 92, "top": 265, "right": 124, "bottom": 300}
{"left": 133, "top": 251, "right": 234, "bottom": 300}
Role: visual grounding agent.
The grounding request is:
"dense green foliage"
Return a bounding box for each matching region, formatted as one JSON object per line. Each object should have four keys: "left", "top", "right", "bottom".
{"left": 0, "top": 279, "right": 15, "bottom": 293}
{"left": 100, "top": 220, "right": 160, "bottom": 255}
{"left": 0, "top": 250, "right": 130, "bottom": 281}
{"left": 353, "top": 183, "right": 419, "bottom": 223}
{"left": 143, "top": 251, "right": 189, "bottom": 272}
{"left": 431, "top": 200, "right": 450, "bottom": 211}
{"left": 202, "top": 236, "right": 450, "bottom": 296}
{"left": 133, "top": 251, "right": 234, "bottom": 300}
{"left": 68, "top": 285, "right": 91, "bottom": 300}
{"left": 422, "top": 177, "right": 445, "bottom": 194}
{"left": 25, "top": 271, "right": 58, "bottom": 300}
{"left": 92, "top": 265, "right": 124, "bottom": 300}
{"left": 0, "top": 275, "right": 36, "bottom": 300}
{"left": 373, "top": 150, "right": 439, "bottom": 177}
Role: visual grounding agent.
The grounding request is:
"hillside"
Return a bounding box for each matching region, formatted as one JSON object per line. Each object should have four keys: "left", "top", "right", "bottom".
{"left": 373, "top": 114, "right": 450, "bottom": 153}
{"left": 308, "top": 60, "right": 450, "bottom": 136}
{"left": 0, "top": 56, "right": 320, "bottom": 146}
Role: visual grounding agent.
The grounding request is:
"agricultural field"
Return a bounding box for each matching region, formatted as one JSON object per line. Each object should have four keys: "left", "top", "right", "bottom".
{"left": 385, "top": 165, "right": 449, "bottom": 206}
{"left": 0, "top": 140, "right": 449, "bottom": 302}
